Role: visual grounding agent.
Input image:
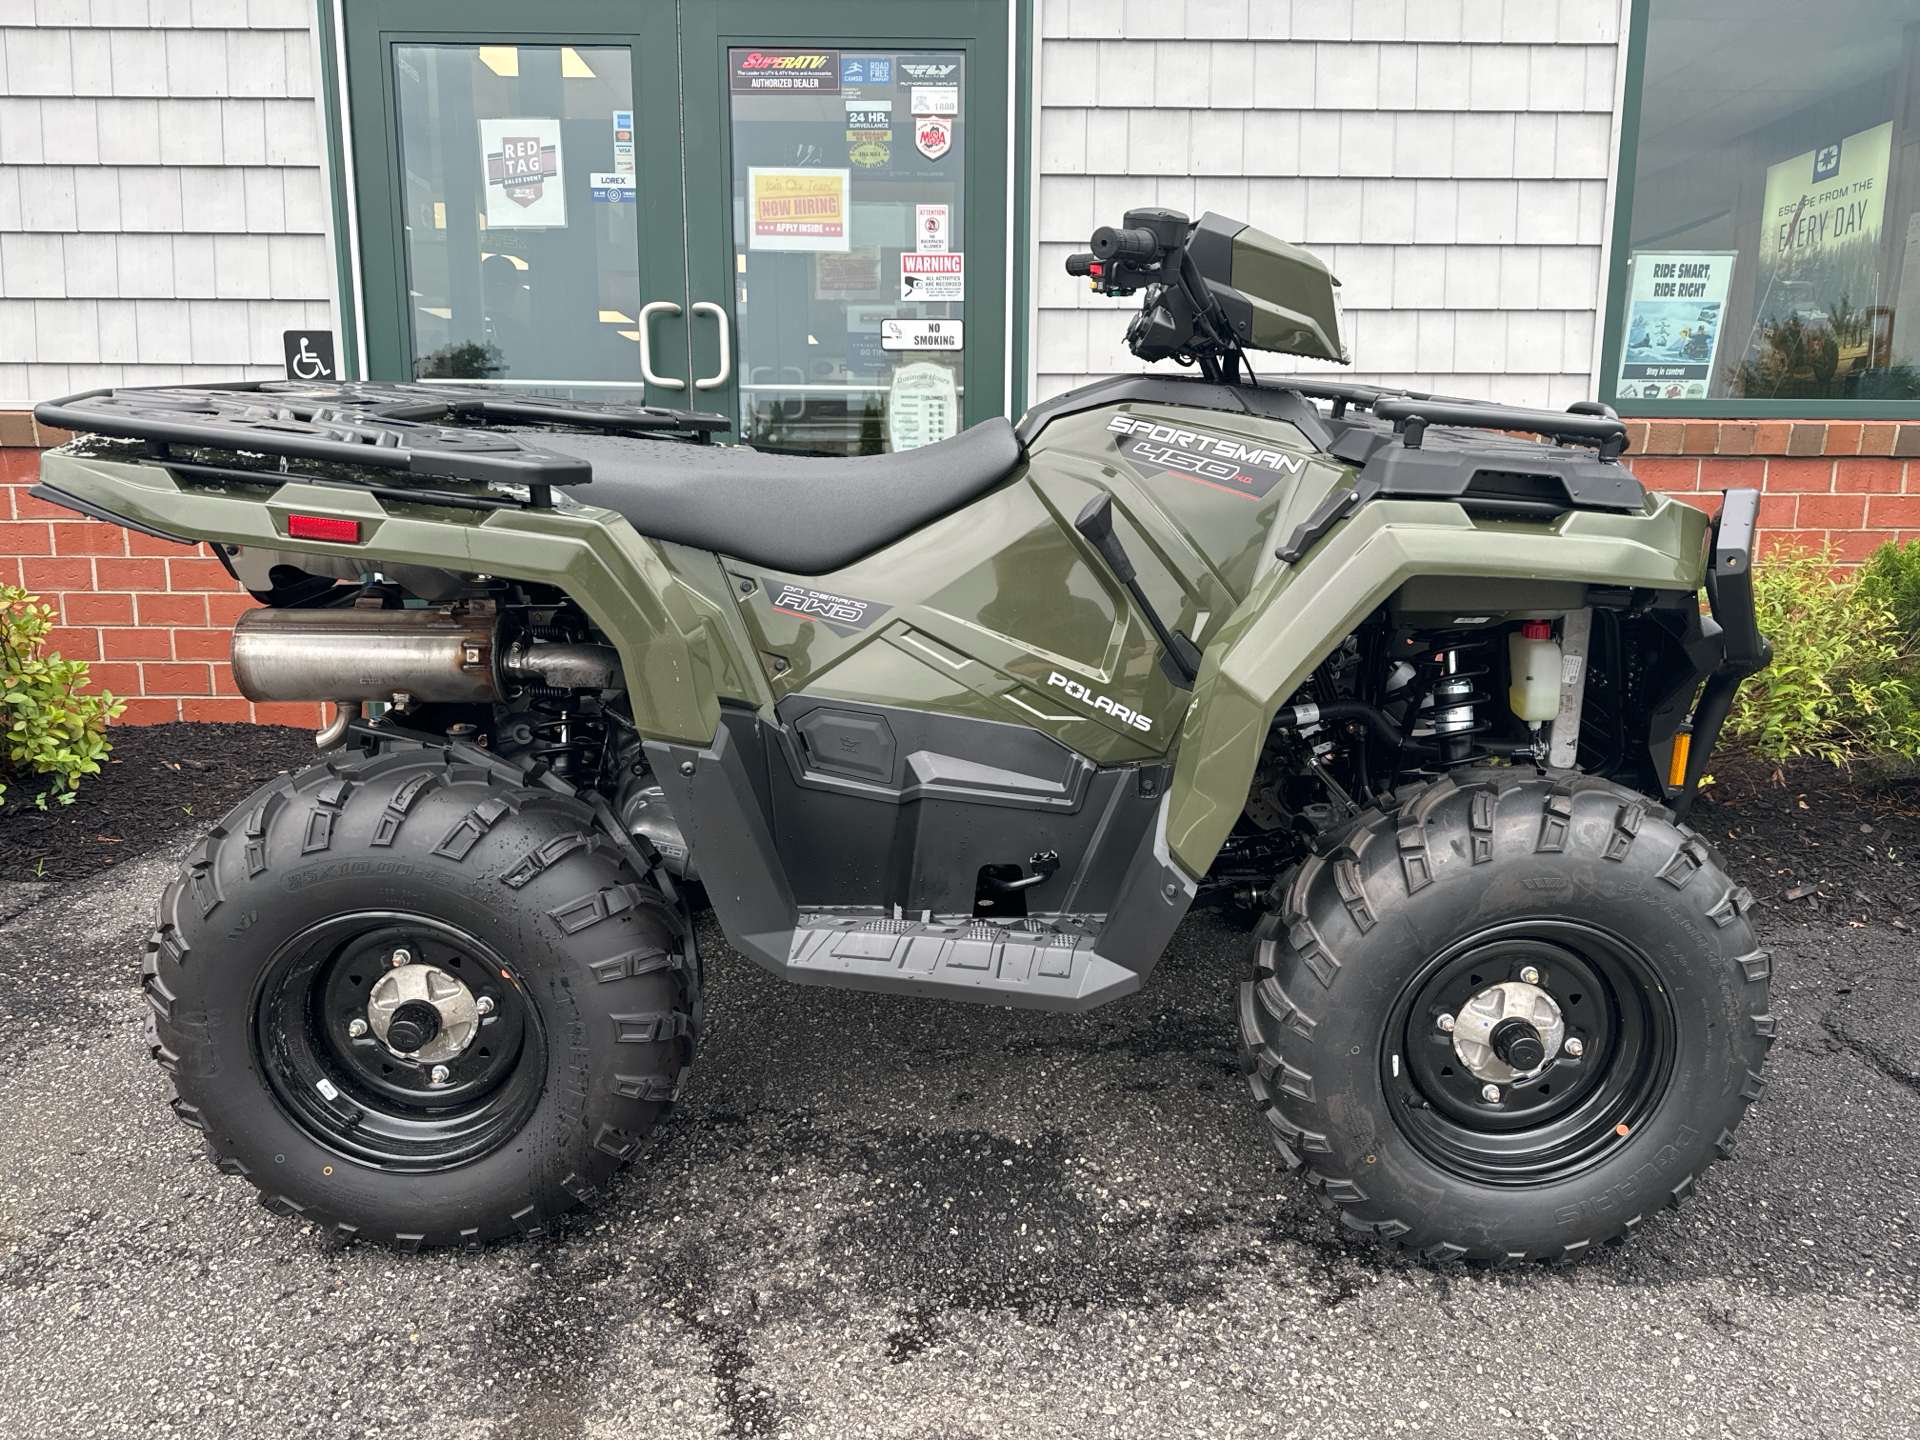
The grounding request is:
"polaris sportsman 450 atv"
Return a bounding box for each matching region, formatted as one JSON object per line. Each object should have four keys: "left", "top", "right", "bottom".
{"left": 33, "top": 206, "right": 1772, "bottom": 1264}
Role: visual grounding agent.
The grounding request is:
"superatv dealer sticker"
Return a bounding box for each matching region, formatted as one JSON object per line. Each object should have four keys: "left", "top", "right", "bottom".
{"left": 763, "top": 579, "right": 889, "bottom": 638}
{"left": 1106, "top": 414, "right": 1305, "bottom": 500}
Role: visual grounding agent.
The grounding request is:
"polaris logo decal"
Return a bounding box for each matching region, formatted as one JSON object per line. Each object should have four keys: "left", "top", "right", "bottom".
{"left": 1106, "top": 414, "right": 1306, "bottom": 499}
{"left": 1048, "top": 670, "right": 1152, "bottom": 732}
{"left": 762, "top": 579, "right": 888, "bottom": 638}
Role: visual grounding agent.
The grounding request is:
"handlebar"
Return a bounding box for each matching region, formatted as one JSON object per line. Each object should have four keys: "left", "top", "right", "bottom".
{"left": 1091, "top": 225, "right": 1162, "bottom": 262}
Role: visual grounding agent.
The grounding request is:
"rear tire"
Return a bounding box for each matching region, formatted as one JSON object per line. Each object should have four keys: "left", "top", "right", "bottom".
{"left": 1238, "top": 768, "right": 1774, "bottom": 1264}
{"left": 143, "top": 734, "right": 698, "bottom": 1248}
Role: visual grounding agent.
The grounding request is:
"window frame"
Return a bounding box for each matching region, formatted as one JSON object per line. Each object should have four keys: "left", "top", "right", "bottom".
{"left": 1599, "top": 0, "right": 1920, "bottom": 418}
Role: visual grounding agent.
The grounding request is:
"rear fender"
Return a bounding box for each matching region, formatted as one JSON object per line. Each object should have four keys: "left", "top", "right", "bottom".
{"left": 1163, "top": 495, "right": 1712, "bottom": 877}
{"left": 35, "top": 448, "right": 765, "bottom": 744}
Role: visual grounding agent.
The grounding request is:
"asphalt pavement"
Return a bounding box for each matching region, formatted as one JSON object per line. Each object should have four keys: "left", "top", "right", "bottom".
{"left": 1, "top": 833, "right": 1916, "bottom": 1439}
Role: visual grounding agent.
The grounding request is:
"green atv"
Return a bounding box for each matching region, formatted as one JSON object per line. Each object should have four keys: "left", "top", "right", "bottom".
{"left": 35, "top": 207, "right": 1773, "bottom": 1263}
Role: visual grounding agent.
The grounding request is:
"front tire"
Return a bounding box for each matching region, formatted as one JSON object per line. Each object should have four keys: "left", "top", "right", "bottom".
{"left": 142, "top": 735, "right": 698, "bottom": 1248}
{"left": 1239, "top": 769, "right": 1774, "bottom": 1264}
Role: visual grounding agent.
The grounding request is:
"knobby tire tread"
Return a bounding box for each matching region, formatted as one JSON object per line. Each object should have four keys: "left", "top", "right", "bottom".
{"left": 143, "top": 735, "right": 700, "bottom": 1249}
{"left": 1238, "top": 768, "right": 1775, "bottom": 1265}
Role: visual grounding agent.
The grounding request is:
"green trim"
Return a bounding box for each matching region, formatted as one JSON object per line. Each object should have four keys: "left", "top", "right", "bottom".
{"left": 1594, "top": 0, "right": 1644, "bottom": 414}
{"left": 1599, "top": 0, "right": 1920, "bottom": 419}
{"left": 1010, "top": 0, "right": 1033, "bottom": 419}
{"left": 314, "top": 1, "right": 361, "bottom": 379}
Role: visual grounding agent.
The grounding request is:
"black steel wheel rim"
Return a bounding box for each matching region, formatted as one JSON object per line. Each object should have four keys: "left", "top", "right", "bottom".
{"left": 1381, "top": 920, "right": 1676, "bottom": 1185}
{"left": 252, "top": 912, "right": 547, "bottom": 1172}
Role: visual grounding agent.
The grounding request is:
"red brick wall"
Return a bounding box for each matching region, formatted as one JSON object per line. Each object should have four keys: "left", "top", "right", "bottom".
{"left": 0, "top": 416, "right": 323, "bottom": 728}
{"left": 5, "top": 411, "right": 1919, "bottom": 726}
{"left": 1623, "top": 418, "right": 1920, "bottom": 563}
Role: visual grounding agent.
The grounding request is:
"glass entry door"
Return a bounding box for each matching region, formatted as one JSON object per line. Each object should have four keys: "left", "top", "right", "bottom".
{"left": 682, "top": 1, "right": 1010, "bottom": 452}
{"left": 720, "top": 43, "right": 968, "bottom": 452}
{"left": 392, "top": 42, "right": 646, "bottom": 389}
{"left": 346, "top": 0, "right": 1010, "bottom": 446}
{"left": 348, "top": 0, "right": 696, "bottom": 409}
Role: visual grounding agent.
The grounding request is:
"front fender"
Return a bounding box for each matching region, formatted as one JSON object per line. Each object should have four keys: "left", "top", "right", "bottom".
{"left": 1162, "top": 495, "right": 1712, "bottom": 877}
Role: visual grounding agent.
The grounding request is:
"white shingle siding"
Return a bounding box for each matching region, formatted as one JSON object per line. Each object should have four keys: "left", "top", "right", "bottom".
{"left": 3, "top": 2, "right": 1627, "bottom": 413}
{"left": 1034, "top": 0, "right": 1625, "bottom": 409}
{"left": 0, "top": 5, "right": 333, "bottom": 408}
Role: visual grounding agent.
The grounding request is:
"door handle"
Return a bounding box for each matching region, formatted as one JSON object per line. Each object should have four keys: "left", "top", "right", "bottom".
{"left": 691, "top": 301, "right": 731, "bottom": 390}
{"left": 638, "top": 300, "right": 684, "bottom": 390}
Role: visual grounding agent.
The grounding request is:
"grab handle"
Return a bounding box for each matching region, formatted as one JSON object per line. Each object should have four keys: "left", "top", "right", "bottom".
{"left": 691, "top": 301, "right": 731, "bottom": 390}
{"left": 638, "top": 300, "right": 684, "bottom": 390}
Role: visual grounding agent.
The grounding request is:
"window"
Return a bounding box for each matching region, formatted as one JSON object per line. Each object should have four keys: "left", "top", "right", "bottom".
{"left": 392, "top": 44, "right": 642, "bottom": 396}
{"left": 727, "top": 47, "right": 968, "bottom": 454}
{"left": 1604, "top": 0, "right": 1920, "bottom": 415}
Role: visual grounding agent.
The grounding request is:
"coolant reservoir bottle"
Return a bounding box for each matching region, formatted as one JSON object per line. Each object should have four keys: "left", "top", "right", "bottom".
{"left": 1508, "top": 620, "right": 1561, "bottom": 723}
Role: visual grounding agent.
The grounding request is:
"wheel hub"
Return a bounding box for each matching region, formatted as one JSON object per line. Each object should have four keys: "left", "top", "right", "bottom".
{"left": 367, "top": 962, "right": 479, "bottom": 1063}
{"left": 1385, "top": 924, "right": 1676, "bottom": 1185}
{"left": 1451, "top": 980, "right": 1564, "bottom": 1084}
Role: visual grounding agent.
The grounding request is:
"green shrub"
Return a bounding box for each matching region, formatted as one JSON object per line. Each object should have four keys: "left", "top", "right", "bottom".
{"left": 1857, "top": 535, "right": 1920, "bottom": 638}
{"left": 0, "top": 587, "right": 124, "bottom": 809}
{"left": 1727, "top": 545, "right": 1920, "bottom": 764}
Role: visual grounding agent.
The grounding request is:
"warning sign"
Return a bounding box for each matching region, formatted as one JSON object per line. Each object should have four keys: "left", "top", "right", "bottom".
{"left": 900, "top": 251, "right": 963, "bottom": 301}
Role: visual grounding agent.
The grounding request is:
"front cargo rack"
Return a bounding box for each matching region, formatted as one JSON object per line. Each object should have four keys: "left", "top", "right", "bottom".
{"left": 33, "top": 380, "right": 731, "bottom": 510}
{"left": 1273, "top": 381, "right": 1642, "bottom": 564}
{"left": 1279, "top": 378, "right": 1629, "bottom": 457}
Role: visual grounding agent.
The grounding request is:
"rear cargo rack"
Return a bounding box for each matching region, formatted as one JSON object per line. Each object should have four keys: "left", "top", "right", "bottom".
{"left": 33, "top": 380, "right": 730, "bottom": 509}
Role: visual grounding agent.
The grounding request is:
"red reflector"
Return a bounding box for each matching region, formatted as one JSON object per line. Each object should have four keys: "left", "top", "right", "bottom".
{"left": 287, "top": 514, "right": 361, "bottom": 543}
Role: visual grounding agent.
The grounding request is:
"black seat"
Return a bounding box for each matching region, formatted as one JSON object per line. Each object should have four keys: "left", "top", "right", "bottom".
{"left": 533, "top": 418, "right": 1023, "bottom": 574}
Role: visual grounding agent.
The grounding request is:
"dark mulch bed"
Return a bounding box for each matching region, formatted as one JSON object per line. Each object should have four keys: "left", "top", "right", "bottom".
{"left": 1695, "top": 750, "right": 1920, "bottom": 929}
{"left": 0, "top": 721, "right": 315, "bottom": 884}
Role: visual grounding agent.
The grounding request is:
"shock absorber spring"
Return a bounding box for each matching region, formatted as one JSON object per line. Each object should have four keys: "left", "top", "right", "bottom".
{"left": 1415, "top": 636, "right": 1492, "bottom": 766}
{"left": 526, "top": 689, "right": 609, "bottom": 780}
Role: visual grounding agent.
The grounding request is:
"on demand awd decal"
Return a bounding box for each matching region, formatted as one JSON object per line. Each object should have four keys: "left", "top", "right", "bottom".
{"left": 1107, "top": 414, "right": 1305, "bottom": 499}
{"left": 762, "top": 579, "right": 889, "bottom": 638}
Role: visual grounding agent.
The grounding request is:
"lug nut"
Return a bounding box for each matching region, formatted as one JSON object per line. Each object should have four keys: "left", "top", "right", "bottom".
{"left": 430, "top": 1064, "right": 450, "bottom": 1085}
{"left": 347, "top": 1018, "right": 368, "bottom": 1039}
{"left": 1481, "top": 1083, "right": 1502, "bottom": 1103}
{"left": 1437, "top": 1013, "right": 1456, "bottom": 1034}
{"left": 475, "top": 995, "right": 495, "bottom": 1016}
{"left": 391, "top": 947, "right": 413, "bottom": 967}
{"left": 1564, "top": 1036, "right": 1585, "bottom": 1057}
{"left": 1519, "top": 965, "right": 1542, "bottom": 985}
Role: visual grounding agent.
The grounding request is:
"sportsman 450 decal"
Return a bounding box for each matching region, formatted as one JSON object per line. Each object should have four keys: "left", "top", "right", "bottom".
{"left": 1108, "top": 414, "right": 1306, "bottom": 499}
{"left": 1048, "top": 669, "right": 1152, "bottom": 732}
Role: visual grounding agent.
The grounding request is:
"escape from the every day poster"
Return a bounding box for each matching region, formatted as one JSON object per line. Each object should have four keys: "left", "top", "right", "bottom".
{"left": 1751, "top": 121, "right": 1893, "bottom": 332}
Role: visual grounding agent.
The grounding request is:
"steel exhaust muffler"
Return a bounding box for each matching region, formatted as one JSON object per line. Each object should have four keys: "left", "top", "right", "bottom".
{"left": 231, "top": 608, "right": 621, "bottom": 707}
